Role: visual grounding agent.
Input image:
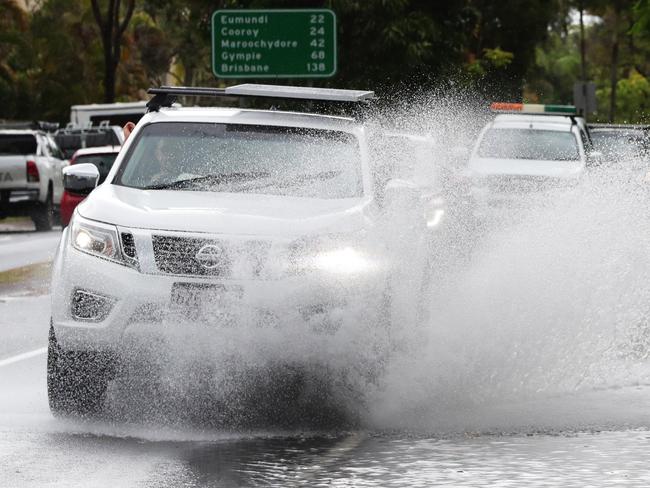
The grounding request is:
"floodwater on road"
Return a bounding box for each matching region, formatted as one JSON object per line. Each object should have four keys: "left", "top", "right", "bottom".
{"left": 1, "top": 171, "right": 650, "bottom": 486}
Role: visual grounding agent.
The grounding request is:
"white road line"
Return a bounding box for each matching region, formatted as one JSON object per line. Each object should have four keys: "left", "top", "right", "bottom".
{"left": 0, "top": 347, "right": 47, "bottom": 367}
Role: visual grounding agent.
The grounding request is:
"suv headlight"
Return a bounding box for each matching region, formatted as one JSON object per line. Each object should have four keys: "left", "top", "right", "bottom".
{"left": 288, "top": 234, "right": 380, "bottom": 276}
{"left": 71, "top": 214, "right": 137, "bottom": 268}
{"left": 309, "top": 246, "right": 375, "bottom": 274}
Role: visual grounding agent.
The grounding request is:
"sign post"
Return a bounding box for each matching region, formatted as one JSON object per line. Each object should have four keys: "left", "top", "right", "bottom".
{"left": 573, "top": 81, "right": 597, "bottom": 118}
{"left": 212, "top": 9, "right": 337, "bottom": 79}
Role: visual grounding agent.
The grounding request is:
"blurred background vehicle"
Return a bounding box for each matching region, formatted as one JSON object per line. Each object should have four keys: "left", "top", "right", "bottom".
{"left": 59, "top": 145, "right": 121, "bottom": 226}
{"left": 588, "top": 124, "right": 650, "bottom": 177}
{"left": 54, "top": 122, "right": 123, "bottom": 160}
{"left": 0, "top": 122, "right": 66, "bottom": 231}
{"left": 467, "top": 104, "right": 594, "bottom": 211}
{"left": 69, "top": 101, "right": 147, "bottom": 128}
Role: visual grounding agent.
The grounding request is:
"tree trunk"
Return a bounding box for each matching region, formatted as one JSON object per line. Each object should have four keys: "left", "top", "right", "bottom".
{"left": 91, "top": 0, "right": 135, "bottom": 104}
{"left": 609, "top": 4, "right": 621, "bottom": 123}
{"left": 579, "top": 1, "right": 587, "bottom": 82}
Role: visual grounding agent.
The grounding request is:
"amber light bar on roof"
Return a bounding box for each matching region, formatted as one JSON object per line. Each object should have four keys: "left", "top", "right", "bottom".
{"left": 490, "top": 102, "right": 576, "bottom": 114}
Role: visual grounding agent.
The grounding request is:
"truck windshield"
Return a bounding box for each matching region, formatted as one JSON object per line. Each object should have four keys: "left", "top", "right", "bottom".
{"left": 0, "top": 134, "right": 37, "bottom": 155}
{"left": 115, "top": 122, "right": 363, "bottom": 199}
{"left": 478, "top": 128, "right": 580, "bottom": 161}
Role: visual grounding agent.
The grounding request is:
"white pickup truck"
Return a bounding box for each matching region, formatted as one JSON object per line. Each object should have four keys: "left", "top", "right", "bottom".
{"left": 0, "top": 129, "right": 66, "bottom": 230}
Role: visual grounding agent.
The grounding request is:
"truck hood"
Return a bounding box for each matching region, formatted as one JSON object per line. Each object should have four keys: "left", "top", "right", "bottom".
{"left": 469, "top": 157, "right": 584, "bottom": 179}
{"left": 77, "top": 184, "right": 374, "bottom": 237}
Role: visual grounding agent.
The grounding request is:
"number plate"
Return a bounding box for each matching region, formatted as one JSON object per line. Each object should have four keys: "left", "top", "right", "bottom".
{"left": 170, "top": 283, "right": 243, "bottom": 324}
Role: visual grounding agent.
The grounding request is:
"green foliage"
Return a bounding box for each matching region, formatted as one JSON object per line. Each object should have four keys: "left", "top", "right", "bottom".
{"left": 3, "top": 0, "right": 647, "bottom": 122}
{"left": 596, "top": 70, "right": 650, "bottom": 122}
{"left": 525, "top": 28, "right": 581, "bottom": 104}
{"left": 467, "top": 47, "right": 515, "bottom": 78}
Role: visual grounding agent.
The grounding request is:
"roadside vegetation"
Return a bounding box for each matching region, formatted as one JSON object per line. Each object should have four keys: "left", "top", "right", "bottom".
{"left": 1, "top": 0, "right": 649, "bottom": 123}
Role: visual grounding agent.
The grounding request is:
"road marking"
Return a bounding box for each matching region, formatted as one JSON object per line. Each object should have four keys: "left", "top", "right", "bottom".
{"left": 0, "top": 347, "right": 47, "bottom": 367}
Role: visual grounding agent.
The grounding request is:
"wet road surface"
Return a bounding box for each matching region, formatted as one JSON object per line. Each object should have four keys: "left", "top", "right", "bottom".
{"left": 0, "top": 219, "right": 61, "bottom": 272}
{"left": 2, "top": 288, "right": 650, "bottom": 486}
{"left": 1, "top": 218, "right": 650, "bottom": 487}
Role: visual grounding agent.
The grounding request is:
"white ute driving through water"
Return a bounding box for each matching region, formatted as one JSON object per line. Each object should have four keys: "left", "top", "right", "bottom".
{"left": 468, "top": 103, "right": 596, "bottom": 211}
{"left": 48, "top": 84, "right": 430, "bottom": 416}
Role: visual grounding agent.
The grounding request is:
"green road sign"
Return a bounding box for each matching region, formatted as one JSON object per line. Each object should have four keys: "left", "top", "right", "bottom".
{"left": 212, "top": 9, "right": 337, "bottom": 79}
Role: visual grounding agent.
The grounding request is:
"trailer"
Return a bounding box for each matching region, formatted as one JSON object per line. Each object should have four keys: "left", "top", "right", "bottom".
{"left": 69, "top": 101, "right": 147, "bottom": 128}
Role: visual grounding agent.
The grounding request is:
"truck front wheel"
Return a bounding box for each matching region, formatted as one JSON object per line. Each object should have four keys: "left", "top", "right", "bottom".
{"left": 32, "top": 190, "right": 54, "bottom": 231}
{"left": 47, "top": 324, "right": 110, "bottom": 417}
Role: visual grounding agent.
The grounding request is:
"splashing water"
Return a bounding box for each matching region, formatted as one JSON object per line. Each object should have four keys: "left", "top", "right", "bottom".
{"left": 88, "top": 91, "right": 650, "bottom": 433}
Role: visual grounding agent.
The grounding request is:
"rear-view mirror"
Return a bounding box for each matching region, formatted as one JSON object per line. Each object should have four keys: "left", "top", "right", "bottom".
{"left": 63, "top": 163, "right": 100, "bottom": 195}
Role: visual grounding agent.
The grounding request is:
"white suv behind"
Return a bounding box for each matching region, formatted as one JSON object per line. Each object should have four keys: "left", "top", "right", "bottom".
{"left": 468, "top": 105, "right": 595, "bottom": 211}
{"left": 48, "top": 85, "right": 431, "bottom": 416}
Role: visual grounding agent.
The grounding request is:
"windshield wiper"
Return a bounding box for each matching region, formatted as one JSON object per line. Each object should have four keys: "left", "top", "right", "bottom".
{"left": 143, "top": 172, "right": 270, "bottom": 190}
{"left": 233, "top": 170, "right": 344, "bottom": 192}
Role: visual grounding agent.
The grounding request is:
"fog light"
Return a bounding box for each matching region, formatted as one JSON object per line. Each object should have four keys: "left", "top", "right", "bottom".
{"left": 71, "top": 289, "right": 115, "bottom": 322}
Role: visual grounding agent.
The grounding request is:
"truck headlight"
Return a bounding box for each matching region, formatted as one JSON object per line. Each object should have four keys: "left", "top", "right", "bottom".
{"left": 71, "top": 215, "right": 137, "bottom": 268}
{"left": 288, "top": 234, "right": 379, "bottom": 276}
{"left": 310, "top": 247, "right": 376, "bottom": 274}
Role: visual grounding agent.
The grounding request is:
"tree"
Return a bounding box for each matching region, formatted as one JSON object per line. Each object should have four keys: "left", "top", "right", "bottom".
{"left": 90, "top": 0, "right": 136, "bottom": 102}
{"left": 461, "top": 0, "right": 560, "bottom": 99}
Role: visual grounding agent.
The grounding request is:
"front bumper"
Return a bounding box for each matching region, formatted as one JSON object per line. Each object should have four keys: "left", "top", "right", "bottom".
{"left": 51, "top": 227, "right": 387, "bottom": 354}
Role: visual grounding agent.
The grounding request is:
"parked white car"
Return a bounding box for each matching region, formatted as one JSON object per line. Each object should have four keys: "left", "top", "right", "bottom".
{"left": 468, "top": 104, "right": 594, "bottom": 210}
{"left": 0, "top": 127, "right": 66, "bottom": 230}
{"left": 48, "top": 84, "right": 431, "bottom": 416}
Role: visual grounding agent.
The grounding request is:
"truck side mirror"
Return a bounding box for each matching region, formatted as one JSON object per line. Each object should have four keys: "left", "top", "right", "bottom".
{"left": 63, "top": 163, "right": 99, "bottom": 195}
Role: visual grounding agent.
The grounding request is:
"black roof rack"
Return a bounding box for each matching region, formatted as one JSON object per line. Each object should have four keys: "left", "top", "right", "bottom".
{"left": 0, "top": 120, "right": 59, "bottom": 132}
{"left": 588, "top": 123, "right": 650, "bottom": 130}
{"left": 146, "top": 84, "right": 376, "bottom": 113}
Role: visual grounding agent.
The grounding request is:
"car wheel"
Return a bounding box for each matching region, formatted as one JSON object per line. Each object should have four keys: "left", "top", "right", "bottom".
{"left": 32, "top": 190, "right": 54, "bottom": 231}
{"left": 47, "top": 323, "right": 109, "bottom": 417}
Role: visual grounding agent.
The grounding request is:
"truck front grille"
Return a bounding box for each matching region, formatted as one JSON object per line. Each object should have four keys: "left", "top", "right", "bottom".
{"left": 152, "top": 235, "right": 233, "bottom": 277}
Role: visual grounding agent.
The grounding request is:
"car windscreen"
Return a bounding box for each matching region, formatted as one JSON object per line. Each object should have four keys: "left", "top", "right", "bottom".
{"left": 115, "top": 122, "right": 363, "bottom": 199}
{"left": 477, "top": 128, "right": 580, "bottom": 161}
{"left": 74, "top": 153, "right": 118, "bottom": 184}
{"left": 591, "top": 130, "right": 649, "bottom": 162}
{"left": 0, "top": 134, "right": 37, "bottom": 156}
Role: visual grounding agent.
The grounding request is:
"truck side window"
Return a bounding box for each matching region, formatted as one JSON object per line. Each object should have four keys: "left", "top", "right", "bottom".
{"left": 48, "top": 137, "right": 64, "bottom": 159}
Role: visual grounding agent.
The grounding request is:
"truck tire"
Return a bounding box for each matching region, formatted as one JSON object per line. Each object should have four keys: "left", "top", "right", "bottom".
{"left": 47, "top": 323, "right": 109, "bottom": 417}
{"left": 32, "top": 189, "right": 54, "bottom": 231}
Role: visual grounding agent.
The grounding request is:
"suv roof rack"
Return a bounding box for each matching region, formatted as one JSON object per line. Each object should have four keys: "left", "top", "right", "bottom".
{"left": 146, "top": 84, "right": 376, "bottom": 113}
{"left": 0, "top": 120, "right": 59, "bottom": 132}
{"left": 588, "top": 123, "right": 650, "bottom": 130}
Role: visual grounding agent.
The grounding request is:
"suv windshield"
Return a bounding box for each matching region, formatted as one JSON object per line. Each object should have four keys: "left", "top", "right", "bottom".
{"left": 75, "top": 153, "right": 118, "bottom": 184}
{"left": 478, "top": 128, "right": 580, "bottom": 161}
{"left": 0, "top": 134, "right": 37, "bottom": 155}
{"left": 115, "top": 122, "right": 363, "bottom": 199}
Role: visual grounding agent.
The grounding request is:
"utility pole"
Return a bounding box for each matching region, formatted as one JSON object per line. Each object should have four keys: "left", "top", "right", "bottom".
{"left": 609, "top": 2, "right": 621, "bottom": 123}
{"left": 579, "top": 0, "right": 587, "bottom": 82}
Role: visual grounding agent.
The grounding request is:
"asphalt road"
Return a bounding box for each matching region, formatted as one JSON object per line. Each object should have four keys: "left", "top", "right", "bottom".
{"left": 1, "top": 218, "right": 650, "bottom": 487}
{"left": 0, "top": 219, "right": 61, "bottom": 272}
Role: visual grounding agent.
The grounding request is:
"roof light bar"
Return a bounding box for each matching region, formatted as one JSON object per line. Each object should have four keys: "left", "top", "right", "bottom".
{"left": 225, "top": 84, "right": 375, "bottom": 102}
{"left": 146, "top": 84, "right": 375, "bottom": 112}
{"left": 490, "top": 102, "right": 576, "bottom": 115}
